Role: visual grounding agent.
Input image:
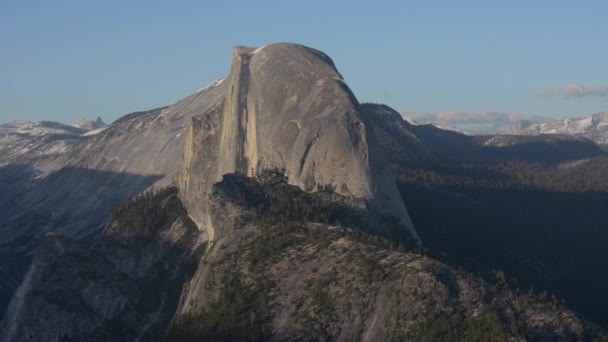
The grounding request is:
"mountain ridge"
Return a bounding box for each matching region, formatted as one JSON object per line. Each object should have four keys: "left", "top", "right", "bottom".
{"left": 0, "top": 43, "right": 607, "bottom": 340}
{"left": 509, "top": 112, "right": 608, "bottom": 148}
{"left": 0, "top": 120, "right": 86, "bottom": 167}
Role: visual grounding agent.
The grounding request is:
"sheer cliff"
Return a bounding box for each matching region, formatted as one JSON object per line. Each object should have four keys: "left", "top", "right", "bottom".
{"left": 179, "top": 43, "right": 419, "bottom": 243}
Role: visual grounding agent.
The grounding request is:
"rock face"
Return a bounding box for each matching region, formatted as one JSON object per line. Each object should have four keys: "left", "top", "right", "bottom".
{"left": 179, "top": 43, "right": 418, "bottom": 243}
{"left": 0, "top": 188, "right": 201, "bottom": 341}
{"left": 47, "top": 78, "right": 226, "bottom": 177}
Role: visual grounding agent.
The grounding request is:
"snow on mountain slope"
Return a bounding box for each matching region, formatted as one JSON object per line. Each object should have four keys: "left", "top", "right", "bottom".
{"left": 400, "top": 114, "right": 476, "bottom": 135}
{"left": 1, "top": 120, "right": 84, "bottom": 137}
{"left": 510, "top": 113, "right": 608, "bottom": 147}
{"left": 0, "top": 78, "right": 228, "bottom": 318}
{"left": 0, "top": 121, "right": 87, "bottom": 167}
{"left": 45, "top": 77, "right": 228, "bottom": 177}
{"left": 82, "top": 127, "right": 107, "bottom": 137}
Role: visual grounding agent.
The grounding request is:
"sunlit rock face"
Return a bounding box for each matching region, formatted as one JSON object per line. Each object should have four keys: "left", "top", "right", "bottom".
{"left": 179, "top": 43, "right": 419, "bottom": 243}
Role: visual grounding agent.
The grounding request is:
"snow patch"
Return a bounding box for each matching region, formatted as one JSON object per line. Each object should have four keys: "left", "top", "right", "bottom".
{"left": 82, "top": 127, "right": 107, "bottom": 137}
{"left": 571, "top": 116, "right": 594, "bottom": 132}
{"left": 253, "top": 45, "right": 267, "bottom": 54}
{"left": 195, "top": 77, "right": 226, "bottom": 94}
{"left": 1, "top": 121, "right": 77, "bottom": 137}
{"left": 158, "top": 108, "right": 170, "bottom": 118}
{"left": 45, "top": 142, "right": 70, "bottom": 154}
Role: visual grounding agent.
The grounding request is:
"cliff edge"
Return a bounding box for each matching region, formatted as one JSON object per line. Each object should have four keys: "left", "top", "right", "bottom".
{"left": 178, "top": 43, "right": 419, "bottom": 243}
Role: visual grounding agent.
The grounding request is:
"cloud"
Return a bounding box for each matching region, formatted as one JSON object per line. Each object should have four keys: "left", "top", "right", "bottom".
{"left": 402, "top": 111, "right": 541, "bottom": 125}
{"left": 540, "top": 83, "right": 608, "bottom": 99}
{"left": 401, "top": 111, "right": 545, "bottom": 133}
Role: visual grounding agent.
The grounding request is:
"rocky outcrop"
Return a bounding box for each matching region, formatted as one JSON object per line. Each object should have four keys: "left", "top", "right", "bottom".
{"left": 172, "top": 174, "right": 605, "bottom": 341}
{"left": 0, "top": 188, "right": 201, "bottom": 341}
{"left": 3, "top": 175, "right": 604, "bottom": 341}
{"left": 179, "top": 43, "right": 419, "bottom": 243}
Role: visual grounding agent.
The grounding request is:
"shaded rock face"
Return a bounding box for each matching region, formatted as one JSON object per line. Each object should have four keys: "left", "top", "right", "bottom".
{"left": 0, "top": 80, "right": 226, "bottom": 318}
{"left": 179, "top": 43, "right": 418, "bottom": 242}
{"left": 3, "top": 175, "right": 603, "bottom": 341}
{"left": 0, "top": 188, "right": 201, "bottom": 342}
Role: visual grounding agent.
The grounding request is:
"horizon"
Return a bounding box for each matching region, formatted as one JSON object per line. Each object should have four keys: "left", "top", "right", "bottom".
{"left": 1, "top": 1, "right": 607, "bottom": 126}
{"left": 3, "top": 3, "right": 608, "bottom": 338}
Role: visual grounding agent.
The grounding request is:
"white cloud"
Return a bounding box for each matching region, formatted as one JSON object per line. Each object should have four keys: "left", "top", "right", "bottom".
{"left": 401, "top": 111, "right": 546, "bottom": 134}
{"left": 540, "top": 83, "right": 608, "bottom": 99}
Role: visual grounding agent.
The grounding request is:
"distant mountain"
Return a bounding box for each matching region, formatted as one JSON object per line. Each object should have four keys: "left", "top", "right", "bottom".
{"left": 393, "top": 107, "right": 604, "bottom": 164}
{"left": 406, "top": 112, "right": 608, "bottom": 148}
{"left": 400, "top": 114, "right": 476, "bottom": 135}
{"left": 0, "top": 121, "right": 86, "bottom": 167}
{"left": 400, "top": 111, "right": 539, "bottom": 135}
{"left": 509, "top": 113, "right": 608, "bottom": 148}
{"left": 75, "top": 116, "right": 107, "bottom": 131}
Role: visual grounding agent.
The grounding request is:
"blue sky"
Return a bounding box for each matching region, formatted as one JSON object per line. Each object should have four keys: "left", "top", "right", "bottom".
{"left": 1, "top": 0, "right": 607, "bottom": 125}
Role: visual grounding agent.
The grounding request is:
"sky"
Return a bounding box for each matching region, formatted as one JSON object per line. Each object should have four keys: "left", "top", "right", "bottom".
{"left": 1, "top": 0, "right": 607, "bottom": 126}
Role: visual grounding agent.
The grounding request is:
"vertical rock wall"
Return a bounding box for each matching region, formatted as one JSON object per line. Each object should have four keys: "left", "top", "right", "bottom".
{"left": 178, "top": 43, "right": 419, "bottom": 244}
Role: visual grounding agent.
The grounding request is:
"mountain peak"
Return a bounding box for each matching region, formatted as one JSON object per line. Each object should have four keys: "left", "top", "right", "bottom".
{"left": 75, "top": 116, "right": 107, "bottom": 131}
{"left": 509, "top": 112, "right": 608, "bottom": 148}
{"left": 178, "top": 43, "right": 420, "bottom": 243}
